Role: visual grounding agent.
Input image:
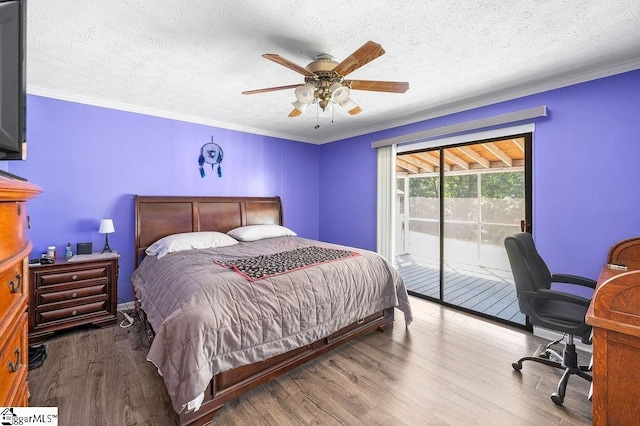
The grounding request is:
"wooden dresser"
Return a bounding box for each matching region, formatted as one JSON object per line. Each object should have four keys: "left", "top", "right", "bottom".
{"left": 0, "top": 176, "right": 41, "bottom": 407}
{"left": 586, "top": 259, "right": 640, "bottom": 425}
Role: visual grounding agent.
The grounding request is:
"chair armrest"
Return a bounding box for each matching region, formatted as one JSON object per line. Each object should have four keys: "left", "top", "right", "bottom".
{"left": 550, "top": 273, "right": 597, "bottom": 289}
{"left": 522, "top": 289, "right": 592, "bottom": 308}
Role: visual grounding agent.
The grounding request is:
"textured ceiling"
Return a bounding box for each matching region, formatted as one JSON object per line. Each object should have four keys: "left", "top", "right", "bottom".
{"left": 26, "top": 1, "right": 640, "bottom": 144}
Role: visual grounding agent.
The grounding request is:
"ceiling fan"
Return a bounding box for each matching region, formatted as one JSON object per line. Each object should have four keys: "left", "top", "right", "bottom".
{"left": 242, "top": 41, "right": 409, "bottom": 118}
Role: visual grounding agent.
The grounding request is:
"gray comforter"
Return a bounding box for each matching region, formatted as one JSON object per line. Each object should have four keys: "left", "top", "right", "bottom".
{"left": 131, "top": 236, "right": 412, "bottom": 412}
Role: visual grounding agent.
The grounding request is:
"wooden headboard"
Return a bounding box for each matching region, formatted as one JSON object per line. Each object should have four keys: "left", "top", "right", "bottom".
{"left": 134, "top": 195, "right": 283, "bottom": 267}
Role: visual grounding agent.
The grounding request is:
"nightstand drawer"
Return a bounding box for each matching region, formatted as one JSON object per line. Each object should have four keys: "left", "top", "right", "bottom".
{"left": 0, "top": 259, "right": 26, "bottom": 321}
{"left": 38, "top": 284, "right": 107, "bottom": 306}
{"left": 37, "top": 266, "right": 109, "bottom": 287}
{"left": 36, "top": 301, "right": 108, "bottom": 326}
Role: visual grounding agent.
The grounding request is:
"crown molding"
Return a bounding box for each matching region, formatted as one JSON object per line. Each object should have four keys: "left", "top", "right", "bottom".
{"left": 25, "top": 86, "right": 321, "bottom": 145}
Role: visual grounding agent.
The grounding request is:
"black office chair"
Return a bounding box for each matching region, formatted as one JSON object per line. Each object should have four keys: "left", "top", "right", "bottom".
{"left": 504, "top": 232, "right": 596, "bottom": 405}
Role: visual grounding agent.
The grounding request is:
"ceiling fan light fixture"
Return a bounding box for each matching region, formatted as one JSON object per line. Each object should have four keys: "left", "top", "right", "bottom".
{"left": 330, "top": 82, "right": 350, "bottom": 104}
{"left": 291, "top": 100, "right": 309, "bottom": 114}
{"left": 340, "top": 97, "right": 361, "bottom": 115}
{"left": 294, "top": 83, "right": 315, "bottom": 103}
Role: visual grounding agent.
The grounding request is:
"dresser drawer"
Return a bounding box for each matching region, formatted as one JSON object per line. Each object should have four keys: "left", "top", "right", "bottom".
{"left": 9, "top": 375, "right": 28, "bottom": 407}
{"left": 0, "top": 258, "right": 27, "bottom": 322}
{"left": 37, "top": 283, "right": 107, "bottom": 306}
{"left": 0, "top": 201, "right": 28, "bottom": 263}
{"left": 35, "top": 266, "right": 109, "bottom": 288}
{"left": 36, "top": 300, "right": 108, "bottom": 326}
{"left": 0, "top": 311, "right": 28, "bottom": 405}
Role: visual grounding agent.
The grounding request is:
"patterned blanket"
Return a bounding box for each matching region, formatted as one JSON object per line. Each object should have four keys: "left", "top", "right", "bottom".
{"left": 216, "top": 246, "right": 359, "bottom": 281}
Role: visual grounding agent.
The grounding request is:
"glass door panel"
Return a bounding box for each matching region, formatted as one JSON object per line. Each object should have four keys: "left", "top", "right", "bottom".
{"left": 394, "top": 150, "right": 440, "bottom": 299}
{"left": 442, "top": 144, "right": 526, "bottom": 325}
{"left": 396, "top": 136, "right": 529, "bottom": 327}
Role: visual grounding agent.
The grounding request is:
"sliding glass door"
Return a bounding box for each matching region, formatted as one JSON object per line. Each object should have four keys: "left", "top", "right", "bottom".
{"left": 395, "top": 134, "right": 531, "bottom": 326}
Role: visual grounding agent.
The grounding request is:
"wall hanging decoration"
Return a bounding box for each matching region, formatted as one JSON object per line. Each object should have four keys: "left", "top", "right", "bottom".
{"left": 198, "top": 136, "right": 223, "bottom": 178}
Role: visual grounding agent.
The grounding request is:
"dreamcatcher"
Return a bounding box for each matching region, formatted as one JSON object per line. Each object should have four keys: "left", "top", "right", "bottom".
{"left": 198, "top": 137, "right": 223, "bottom": 178}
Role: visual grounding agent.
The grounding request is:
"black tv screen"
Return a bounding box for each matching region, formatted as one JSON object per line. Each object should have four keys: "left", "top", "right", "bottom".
{"left": 0, "top": 0, "right": 26, "bottom": 160}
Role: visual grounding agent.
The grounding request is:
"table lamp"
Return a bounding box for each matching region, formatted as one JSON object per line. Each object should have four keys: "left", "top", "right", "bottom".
{"left": 99, "top": 219, "right": 115, "bottom": 253}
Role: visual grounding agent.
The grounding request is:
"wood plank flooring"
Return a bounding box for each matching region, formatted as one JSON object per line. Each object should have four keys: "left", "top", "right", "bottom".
{"left": 27, "top": 297, "right": 592, "bottom": 425}
{"left": 397, "top": 254, "right": 526, "bottom": 325}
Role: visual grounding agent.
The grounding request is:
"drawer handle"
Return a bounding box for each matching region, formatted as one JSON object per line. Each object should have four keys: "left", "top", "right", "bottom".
{"left": 7, "top": 348, "right": 20, "bottom": 373}
{"left": 72, "top": 310, "right": 78, "bottom": 316}
{"left": 71, "top": 292, "right": 78, "bottom": 298}
{"left": 9, "top": 273, "right": 22, "bottom": 293}
{"left": 357, "top": 318, "right": 365, "bottom": 325}
{"left": 72, "top": 275, "right": 78, "bottom": 281}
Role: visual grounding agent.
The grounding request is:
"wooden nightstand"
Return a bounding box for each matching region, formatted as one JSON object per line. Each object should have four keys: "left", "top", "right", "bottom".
{"left": 28, "top": 252, "right": 119, "bottom": 343}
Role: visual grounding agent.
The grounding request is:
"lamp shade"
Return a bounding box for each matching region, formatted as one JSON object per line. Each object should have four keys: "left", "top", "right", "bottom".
{"left": 339, "top": 97, "right": 362, "bottom": 115}
{"left": 99, "top": 219, "right": 115, "bottom": 234}
{"left": 294, "top": 83, "right": 315, "bottom": 103}
{"left": 330, "top": 82, "right": 350, "bottom": 104}
{"left": 291, "top": 100, "right": 310, "bottom": 114}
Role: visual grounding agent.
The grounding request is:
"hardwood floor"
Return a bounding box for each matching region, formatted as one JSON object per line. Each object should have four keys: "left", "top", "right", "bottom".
{"left": 27, "top": 297, "right": 592, "bottom": 425}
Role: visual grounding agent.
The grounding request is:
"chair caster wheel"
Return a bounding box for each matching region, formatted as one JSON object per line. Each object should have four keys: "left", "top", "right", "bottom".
{"left": 551, "top": 393, "right": 564, "bottom": 405}
{"left": 512, "top": 362, "right": 522, "bottom": 371}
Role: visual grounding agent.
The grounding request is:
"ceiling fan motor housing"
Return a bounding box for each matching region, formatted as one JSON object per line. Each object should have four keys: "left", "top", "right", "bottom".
{"left": 305, "top": 54, "right": 338, "bottom": 73}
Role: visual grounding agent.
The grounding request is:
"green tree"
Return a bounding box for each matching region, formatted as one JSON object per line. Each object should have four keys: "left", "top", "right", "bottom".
{"left": 481, "top": 172, "right": 524, "bottom": 198}
{"left": 409, "top": 176, "right": 439, "bottom": 198}
{"left": 444, "top": 175, "right": 477, "bottom": 198}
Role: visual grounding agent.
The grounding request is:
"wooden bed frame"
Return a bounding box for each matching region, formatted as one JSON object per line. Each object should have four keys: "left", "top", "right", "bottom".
{"left": 133, "top": 195, "right": 395, "bottom": 426}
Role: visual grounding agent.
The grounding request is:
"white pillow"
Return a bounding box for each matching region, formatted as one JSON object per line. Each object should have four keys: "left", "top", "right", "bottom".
{"left": 145, "top": 231, "right": 238, "bottom": 259}
{"left": 227, "top": 224, "right": 296, "bottom": 242}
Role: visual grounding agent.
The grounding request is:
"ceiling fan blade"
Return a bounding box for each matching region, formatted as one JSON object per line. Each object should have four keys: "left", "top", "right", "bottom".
{"left": 346, "top": 80, "right": 409, "bottom": 93}
{"left": 332, "top": 41, "right": 385, "bottom": 77}
{"left": 242, "top": 84, "right": 300, "bottom": 95}
{"left": 288, "top": 108, "right": 302, "bottom": 118}
{"left": 263, "top": 54, "right": 317, "bottom": 77}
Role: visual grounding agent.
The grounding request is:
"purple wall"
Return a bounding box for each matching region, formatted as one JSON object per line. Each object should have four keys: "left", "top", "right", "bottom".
{"left": 6, "top": 69, "right": 640, "bottom": 303}
{"left": 319, "top": 69, "right": 640, "bottom": 284}
{"left": 9, "top": 96, "right": 319, "bottom": 302}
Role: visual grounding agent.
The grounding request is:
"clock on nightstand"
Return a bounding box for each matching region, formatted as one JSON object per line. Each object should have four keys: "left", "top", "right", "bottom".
{"left": 28, "top": 252, "right": 119, "bottom": 343}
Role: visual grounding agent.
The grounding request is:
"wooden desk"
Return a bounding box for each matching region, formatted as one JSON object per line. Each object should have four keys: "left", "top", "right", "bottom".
{"left": 586, "top": 265, "right": 640, "bottom": 425}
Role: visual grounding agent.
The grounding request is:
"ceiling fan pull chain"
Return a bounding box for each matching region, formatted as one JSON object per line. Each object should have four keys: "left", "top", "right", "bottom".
{"left": 315, "top": 103, "right": 320, "bottom": 129}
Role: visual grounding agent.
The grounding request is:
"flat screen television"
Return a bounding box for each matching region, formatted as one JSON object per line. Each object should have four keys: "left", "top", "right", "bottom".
{"left": 0, "top": 0, "right": 26, "bottom": 161}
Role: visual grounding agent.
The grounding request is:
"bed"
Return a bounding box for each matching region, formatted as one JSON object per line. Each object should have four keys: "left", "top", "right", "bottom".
{"left": 131, "top": 195, "right": 412, "bottom": 426}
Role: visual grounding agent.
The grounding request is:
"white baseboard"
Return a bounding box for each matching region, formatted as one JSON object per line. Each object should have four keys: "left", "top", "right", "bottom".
{"left": 117, "top": 301, "right": 135, "bottom": 312}
{"left": 533, "top": 326, "right": 593, "bottom": 353}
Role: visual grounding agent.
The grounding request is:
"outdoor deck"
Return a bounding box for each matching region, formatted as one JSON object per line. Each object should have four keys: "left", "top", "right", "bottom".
{"left": 396, "top": 253, "right": 526, "bottom": 325}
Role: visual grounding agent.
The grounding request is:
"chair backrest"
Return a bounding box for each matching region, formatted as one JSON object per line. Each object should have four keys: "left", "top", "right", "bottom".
{"left": 504, "top": 233, "right": 553, "bottom": 316}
